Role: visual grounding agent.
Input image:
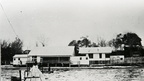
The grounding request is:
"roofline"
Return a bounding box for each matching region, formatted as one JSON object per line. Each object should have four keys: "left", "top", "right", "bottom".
{"left": 79, "top": 52, "right": 112, "bottom": 54}
{"left": 14, "top": 57, "right": 28, "bottom": 58}
{"left": 28, "top": 55, "right": 72, "bottom": 57}
{"left": 13, "top": 56, "right": 28, "bottom": 58}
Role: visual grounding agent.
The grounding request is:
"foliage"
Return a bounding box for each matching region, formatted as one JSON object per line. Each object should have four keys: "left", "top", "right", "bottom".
{"left": 68, "top": 36, "right": 108, "bottom": 47}
{"left": 37, "top": 35, "right": 49, "bottom": 47}
{"left": 80, "top": 36, "right": 91, "bottom": 47}
{"left": 1, "top": 40, "right": 11, "bottom": 64}
{"left": 97, "top": 37, "right": 107, "bottom": 47}
{"left": 107, "top": 39, "right": 116, "bottom": 47}
{"left": 123, "top": 32, "right": 142, "bottom": 47}
{"left": 11, "top": 38, "right": 23, "bottom": 54}
{"left": 115, "top": 32, "right": 142, "bottom": 49}
{"left": 109, "top": 32, "right": 143, "bottom": 57}
{"left": 68, "top": 40, "right": 79, "bottom": 56}
{"left": 68, "top": 36, "right": 91, "bottom": 47}
{"left": 68, "top": 36, "right": 107, "bottom": 55}
{"left": 68, "top": 40, "right": 77, "bottom": 46}
{"left": 1, "top": 38, "right": 23, "bottom": 64}
{"left": 91, "top": 42, "right": 99, "bottom": 47}
{"left": 68, "top": 36, "right": 92, "bottom": 56}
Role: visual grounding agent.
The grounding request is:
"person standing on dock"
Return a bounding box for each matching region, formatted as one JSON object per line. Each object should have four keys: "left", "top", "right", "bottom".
{"left": 18, "top": 58, "right": 22, "bottom": 67}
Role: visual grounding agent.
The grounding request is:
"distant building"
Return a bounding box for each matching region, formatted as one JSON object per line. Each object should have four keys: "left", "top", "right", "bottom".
{"left": 70, "top": 56, "right": 89, "bottom": 66}
{"left": 110, "top": 55, "right": 124, "bottom": 64}
{"left": 28, "top": 46, "right": 75, "bottom": 66}
{"left": 14, "top": 46, "right": 133, "bottom": 67}
{"left": 23, "top": 50, "right": 31, "bottom": 54}
{"left": 78, "top": 47, "right": 113, "bottom": 65}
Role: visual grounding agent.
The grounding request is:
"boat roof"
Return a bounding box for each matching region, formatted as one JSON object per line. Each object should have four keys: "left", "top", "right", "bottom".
{"left": 13, "top": 54, "right": 28, "bottom": 58}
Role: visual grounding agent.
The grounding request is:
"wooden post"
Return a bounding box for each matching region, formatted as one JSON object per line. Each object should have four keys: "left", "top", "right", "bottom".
{"left": 55, "top": 64, "right": 57, "bottom": 67}
{"left": 48, "top": 63, "right": 51, "bottom": 71}
{"left": 26, "top": 63, "right": 28, "bottom": 76}
{"left": 58, "top": 57, "right": 60, "bottom": 63}
{"left": 62, "top": 63, "right": 63, "bottom": 67}
{"left": 78, "top": 61, "right": 80, "bottom": 67}
{"left": 19, "top": 70, "right": 21, "bottom": 81}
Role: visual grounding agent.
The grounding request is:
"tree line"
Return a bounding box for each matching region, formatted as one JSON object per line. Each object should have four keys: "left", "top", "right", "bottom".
{"left": 1, "top": 37, "right": 23, "bottom": 64}
{"left": 1, "top": 32, "right": 144, "bottom": 64}
{"left": 0, "top": 35, "right": 48, "bottom": 65}
{"left": 68, "top": 32, "right": 144, "bottom": 57}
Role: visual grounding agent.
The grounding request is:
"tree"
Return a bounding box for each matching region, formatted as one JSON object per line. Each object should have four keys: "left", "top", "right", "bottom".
{"left": 123, "top": 32, "right": 142, "bottom": 47}
{"left": 108, "top": 39, "right": 116, "bottom": 47}
{"left": 1, "top": 40, "right": 11, "bottom": 64}
{"left": 11, "top": 37, "right": 23, "bottom": 54}
{"left": 80, "top": 36, "right": 91, "bottom": 47}
{"left": 123, "top": 32, "right": 142, "bottom": 56}
{"left": 97, "top": 37, "right": 107, "bottom": 47}
{"left": 68, "top": 40, "right": 79, "bottom": 56}
{"left": 37, "top": 35, "right": 49, "bottom": 47}
{"left": 91, "top": 42, "right": 99, "bottom": 47}
{"left": 68, "top": 40, "right": 77, "bottom": 46}
{"left": 112, "top": 32, "right": 142, "bottom": 57}
{"left": 114, "top": 32, "right": 142, "bottom": 49}
{"left": 68, "top": 36, "right": 92, "bottom": 56}
{"left": 1, "top": 38, "right": 23, "bottom": 64}
{"left": 68, "top": 36, "right": 91, "bottom": 47}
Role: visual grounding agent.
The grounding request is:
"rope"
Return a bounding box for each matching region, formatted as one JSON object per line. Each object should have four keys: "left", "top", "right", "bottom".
{"left": 0, "top": 2, "right": 19, "bottom": 38}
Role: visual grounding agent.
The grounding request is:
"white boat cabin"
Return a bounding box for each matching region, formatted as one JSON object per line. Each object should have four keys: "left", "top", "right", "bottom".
{"left": 13, "top": 54, "right": 28, "bottom": 66}
{"left": 70, "top": 56, "right": 89, "bottom": 66}
{"left": 110, "top": 55, "right": 125, "bottom": 64}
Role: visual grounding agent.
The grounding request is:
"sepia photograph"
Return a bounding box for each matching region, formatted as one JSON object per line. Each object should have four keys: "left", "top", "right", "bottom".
{"left": 1, "top": 0, "right": 144, "bottom": 81}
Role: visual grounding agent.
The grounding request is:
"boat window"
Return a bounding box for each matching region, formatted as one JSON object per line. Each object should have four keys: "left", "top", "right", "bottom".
{"left": 89, "top": 54, "right": 93, "bottom": 58}
{"left": 99, "top": 53, "right": 102, "bottom": 58}
{"left": 106, "top": 54, "right": 110, "bottom": 58}
{"left": 120, "top": 58, "right": 123, "bottom": 60}
{"left": 86, "top": 57, "right": 88, "bottom": 60}
{"left": 80, "top": 57, "right": 82, "bottom": 60}
{"left": 32, "top": 56, "right": 37, "bottom": 62}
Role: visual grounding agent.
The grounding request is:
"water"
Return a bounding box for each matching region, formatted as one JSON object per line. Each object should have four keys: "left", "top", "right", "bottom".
{"left": 45, "top": 68, "right": 144, "bottom": 81}
{"left": 1, "top": 68, "right": 144, "bottom": 81}
{"left": 1, "top": 70, "right": 19, "bottom": 81}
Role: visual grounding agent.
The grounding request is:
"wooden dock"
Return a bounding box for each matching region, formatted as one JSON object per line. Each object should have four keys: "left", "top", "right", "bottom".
{"left": 24, "top": 65, "right": 47, "bottom": 81}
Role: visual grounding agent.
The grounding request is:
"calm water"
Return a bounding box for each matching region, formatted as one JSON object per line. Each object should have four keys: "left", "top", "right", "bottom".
{"left": 1, "top": 68, "right": 144, "bottom": 81}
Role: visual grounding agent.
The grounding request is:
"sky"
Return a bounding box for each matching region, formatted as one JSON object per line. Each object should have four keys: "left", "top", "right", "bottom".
{"left": 0, "top": 0, "right": 144, "bottom": 50}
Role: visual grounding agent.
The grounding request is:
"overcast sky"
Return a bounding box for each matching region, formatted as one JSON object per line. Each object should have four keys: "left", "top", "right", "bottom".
{"left": 0, "top": 0, "right": 144, "bottom": 49}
